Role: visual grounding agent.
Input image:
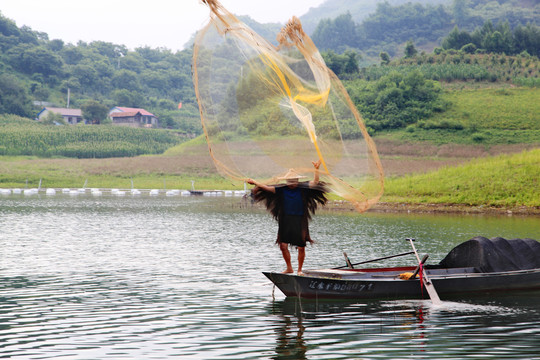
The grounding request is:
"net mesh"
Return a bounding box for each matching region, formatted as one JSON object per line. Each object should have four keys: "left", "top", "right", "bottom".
{"left": 193, "top": 0, "right": 384, "bottom": 212}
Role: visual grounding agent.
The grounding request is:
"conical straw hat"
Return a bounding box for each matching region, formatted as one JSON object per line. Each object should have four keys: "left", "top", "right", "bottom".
{"left": 278, "top": 168, "right": 306, "bottom": 181}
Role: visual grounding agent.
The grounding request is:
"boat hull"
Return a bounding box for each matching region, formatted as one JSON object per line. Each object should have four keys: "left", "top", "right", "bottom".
{"left": 263, "top": 267, "right": 540, "bottom": 300}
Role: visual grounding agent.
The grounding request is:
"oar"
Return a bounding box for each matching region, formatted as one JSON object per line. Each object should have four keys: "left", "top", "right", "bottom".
{"left": 407, "top": 238, "right": 442, "bottom": 306}
{"left": 343, "top": 252, "right": 354, "bottom": 269}
{"left": 333, "top": 251, "right": 415, "bottom": 269}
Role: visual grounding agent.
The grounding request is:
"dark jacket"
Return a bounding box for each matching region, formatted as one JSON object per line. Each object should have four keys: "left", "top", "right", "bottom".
{"left": 252, "top": 181, "right": 328, "bottom": 244}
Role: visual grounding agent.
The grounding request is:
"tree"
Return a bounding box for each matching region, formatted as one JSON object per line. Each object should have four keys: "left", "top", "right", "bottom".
{"left": 111, "top": 89, "right": 144, "bottom": 108}
{"left": 513, "top": 24, "right": 540, "bottom": 57}
{"left": 358, "top": 2, "right": 452, "bottom": 50}
{"left": 48, "top": 39, "right": 64, "bottom": 52}
{"left": 442, "top": 26, "right": 473, "bottom": 50}
{"left": 379, "top": 52, "right": 390, "bottom": 65}
{"left": 89, "top": 41, "right": 127, "bottom": 60}
{"left": 112, "top": 69, "right": 141, "bottom": 92}
{"left": 321, "top": 50, "right": 360, "bottom": 76}
{"left": 60, "top": 45, "right": 84, "bottom": 65}
{"left": 7, "top": 45, "right": 64, "bottom": 77}
{"left": 461, "top": 43, "right": 477, "bottom": 54}
{"left": 41, "top": 111, "right": 66, "bottom": 125}
{"left": 312, "top": 12, "right": 358, "bottom": 52}
{"left": 71, "top": 63, "right": 98, "bottom": 89}
{"left": 81, "top": 100, "right": 109, "bottom": 124}
{"left": 0, "top": 73, "right": 33, "bottom": 117}
{"left": 343, "top": 50, "right": 360, "bottom": 74}
{"left": 404, "top": 41, "right": 417, "bottom": 58}
{"left": 347, "top": 70, "right": 444, "bottom": 131}
{"left": 0, "top": 12, "right": 21, "bottom": 37}
{"left": 452, "top": 0, "right": 470, "bottom": 27}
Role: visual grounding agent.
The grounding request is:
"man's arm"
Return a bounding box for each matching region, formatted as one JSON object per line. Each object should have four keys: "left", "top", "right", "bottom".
{"left": 247, "top": 178, "right": 276, "bottom": 193}
{"left": 309, "top": 160, "right": 321, "bottom": 187}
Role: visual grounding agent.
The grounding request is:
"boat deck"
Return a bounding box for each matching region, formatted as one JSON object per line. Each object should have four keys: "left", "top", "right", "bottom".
{"left": 303, "top": 266, "right": 485, "bottom": 280}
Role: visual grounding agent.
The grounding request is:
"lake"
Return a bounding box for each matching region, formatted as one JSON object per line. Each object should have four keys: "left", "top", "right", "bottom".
{"left": 1, "top": 193, "right": 539, "bottom": 359}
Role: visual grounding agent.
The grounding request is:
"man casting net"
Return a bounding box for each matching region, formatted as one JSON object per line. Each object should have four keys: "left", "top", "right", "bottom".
{"left": 193, "top": 0, "right": 384, "bottom": 212}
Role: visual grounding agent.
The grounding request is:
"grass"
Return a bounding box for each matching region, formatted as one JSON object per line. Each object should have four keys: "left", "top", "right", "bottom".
{"left": 382, "top": 149, "right": 540, "bottom": 208}
{"left": 1, "top": 147, "right": 538, "bottom": 210}
{"left": 385, "top": 128, "right": 540, "bottom": 145}
{"left": 429, "top": 87, "right": 540, "bottom": 131}
{"left": 0, "top": 155, "right": 235, "bottom": 190}
{"left": 378, "top": 86, "right": 540, "bottom": 145}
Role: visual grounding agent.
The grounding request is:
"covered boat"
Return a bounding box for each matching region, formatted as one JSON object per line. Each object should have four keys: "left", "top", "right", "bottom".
{"left": 263, "top": 237, "right": 540, "bottom": 300}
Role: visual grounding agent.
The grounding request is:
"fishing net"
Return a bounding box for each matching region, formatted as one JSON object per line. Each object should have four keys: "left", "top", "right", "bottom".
{"left": 193, "top": 0, "right": 384, "bottom": 212}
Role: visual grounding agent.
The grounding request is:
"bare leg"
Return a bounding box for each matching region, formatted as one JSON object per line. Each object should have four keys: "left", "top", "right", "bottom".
{"left": 297, "top": 247, "right": 305, "bottom": 275}
{"left": 279, "top": 242, "right": 294, "bottom": 273}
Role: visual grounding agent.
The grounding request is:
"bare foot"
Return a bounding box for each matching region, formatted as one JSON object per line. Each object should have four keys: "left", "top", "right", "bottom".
{"left": 297, "top": 271, "right": 305, "bottom": 276}
{"left": 282, "top": 269, "right": 294, "bottom": 274}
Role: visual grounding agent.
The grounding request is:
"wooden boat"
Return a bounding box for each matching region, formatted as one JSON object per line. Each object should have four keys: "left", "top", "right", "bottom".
{"left": 263, "top": 237, "right": 540, "bottom": 300}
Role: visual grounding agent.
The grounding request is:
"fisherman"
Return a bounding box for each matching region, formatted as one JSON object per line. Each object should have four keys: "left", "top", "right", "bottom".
{"left": 247, "top": 160, "right": 327, "bottom": 275}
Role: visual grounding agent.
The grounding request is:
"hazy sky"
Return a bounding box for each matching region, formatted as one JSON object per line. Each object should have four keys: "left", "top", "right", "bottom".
{"left": 1, "top": 0, "right": 326, "bottom": 51}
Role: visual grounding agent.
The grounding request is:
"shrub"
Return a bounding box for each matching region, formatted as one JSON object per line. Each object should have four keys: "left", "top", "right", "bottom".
{"left": 471, "top": 132, "right": 486, "bottom": 142}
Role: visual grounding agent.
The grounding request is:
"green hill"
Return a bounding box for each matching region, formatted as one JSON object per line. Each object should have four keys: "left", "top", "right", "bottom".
{"left": 381, "top": 86, "right": 540, "bottom": 145}
{"left": 383, "top": 148, "right": 540, "bottom": 208}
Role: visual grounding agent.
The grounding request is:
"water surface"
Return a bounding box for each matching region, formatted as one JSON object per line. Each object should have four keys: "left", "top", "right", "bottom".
{"left": 1, "top": 195, "right": 539, "bottom": 359}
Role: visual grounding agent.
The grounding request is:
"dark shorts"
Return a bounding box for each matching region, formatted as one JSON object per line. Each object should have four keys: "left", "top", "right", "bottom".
{"left": 278, "top": 215, "right": 306, "bottom": 247}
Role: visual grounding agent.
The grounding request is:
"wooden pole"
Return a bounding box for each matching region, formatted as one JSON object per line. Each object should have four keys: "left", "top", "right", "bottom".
{"left": 407, "top": 238, "right": 442, "bottom": 306}
{"left": 343, "top": 252, "right": 354, "bottom": 269}
{"left": 333, "top": 251, "right": 415, "bottom": 269}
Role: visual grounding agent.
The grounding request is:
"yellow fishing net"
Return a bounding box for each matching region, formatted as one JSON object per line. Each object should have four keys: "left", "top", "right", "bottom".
{"left": 193, "top": 0, "right": 384, "bottom": 212}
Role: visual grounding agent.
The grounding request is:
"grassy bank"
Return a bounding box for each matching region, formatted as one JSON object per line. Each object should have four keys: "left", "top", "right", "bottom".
{"left": 382, "top": 148, "right": 540, "bottom": 208}
{"left": 1, "top": 148, "right": 538, "bottom": 212}
{"left": 0, "top": 155, "right": 231, "bottom": 191}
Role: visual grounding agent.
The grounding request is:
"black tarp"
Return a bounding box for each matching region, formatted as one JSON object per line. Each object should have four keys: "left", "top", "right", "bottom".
{"left": 439, "top": 236, "right": 540, "bottom": 272}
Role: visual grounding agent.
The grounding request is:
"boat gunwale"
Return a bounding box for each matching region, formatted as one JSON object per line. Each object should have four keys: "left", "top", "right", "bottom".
{"left": 268, "top": 267, "right": 540, "bottom": 281}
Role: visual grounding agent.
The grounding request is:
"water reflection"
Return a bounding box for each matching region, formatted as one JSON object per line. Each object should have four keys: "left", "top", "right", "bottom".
{"left": 273, "top": 314, "right": 307, "bottom": 360}
{"left": 267, "top": 294, "right": 540, "bottom": 359}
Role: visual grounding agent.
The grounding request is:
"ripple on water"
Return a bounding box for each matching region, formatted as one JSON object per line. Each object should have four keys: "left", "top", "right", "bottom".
{"left": 1, "top": 196, "right": 539, "bottom": 359}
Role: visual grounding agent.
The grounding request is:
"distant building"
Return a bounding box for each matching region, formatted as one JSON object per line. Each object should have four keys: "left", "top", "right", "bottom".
{"left": 37, "top": 107, "right": 85, "bottom": 125}
{"left": 109, "top": 107, "right": 159, "bottom": 128}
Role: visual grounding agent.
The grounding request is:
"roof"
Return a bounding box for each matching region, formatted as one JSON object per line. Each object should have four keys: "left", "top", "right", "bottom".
{"left": 111, "top": 111, "right": 140, "bottom": 118}
{"left": 112, "top": 107, "right": 155, "bottom": 117}
{"left": 38, "top": 107, "right": 82, "bottom": 117}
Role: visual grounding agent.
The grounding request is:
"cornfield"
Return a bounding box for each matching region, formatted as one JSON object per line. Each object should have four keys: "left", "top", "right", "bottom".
{"left": 0, "top": 115, "right": 186, "bottom": 158}
{"left": 360, "top": 53, "right": 539, "bottom": 84}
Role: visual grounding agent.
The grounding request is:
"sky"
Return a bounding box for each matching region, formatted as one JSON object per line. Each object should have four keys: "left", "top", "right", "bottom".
{"left": 1, "top": 0, "right": 326, "bottom": 51}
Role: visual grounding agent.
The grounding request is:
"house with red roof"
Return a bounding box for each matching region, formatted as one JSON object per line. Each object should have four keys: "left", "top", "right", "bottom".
{"left": 37, "top": 107, "right": 85, "bottom": 125}
{"left": 108, "top": 107, "right": 159, "bottom": 128}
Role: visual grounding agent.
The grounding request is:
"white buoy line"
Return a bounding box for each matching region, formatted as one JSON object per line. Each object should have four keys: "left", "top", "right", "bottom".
{"left": 0, "top": 187, "right": 249, "bottom": 197}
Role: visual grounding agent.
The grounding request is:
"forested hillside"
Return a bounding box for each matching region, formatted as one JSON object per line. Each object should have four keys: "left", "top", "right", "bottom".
{"left": 311, "top": 0, "right": 539, "bottom": 59}
{"left": 0, "top": 11, "right": 199, "bottom": 130}
{"left": 0, "top": 0, "right": 538, "bottom": 160}
{"left": 299, "top": 0, "right": 449, "bottom": 35}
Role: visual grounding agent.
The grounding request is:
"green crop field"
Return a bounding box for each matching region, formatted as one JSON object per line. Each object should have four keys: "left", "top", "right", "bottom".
{"left": 0, "top": 114, "right": 186, "bottom": 158}
{"left": 360, "top": 53, "right": 540, "bottom": 85}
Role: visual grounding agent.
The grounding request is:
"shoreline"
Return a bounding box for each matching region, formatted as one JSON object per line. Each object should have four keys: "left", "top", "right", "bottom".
{"left": 1, "top": 186, "right": 538, "bottom": 216}
{"left": 325, "top": 201, "right": 540, "bottom": 216}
